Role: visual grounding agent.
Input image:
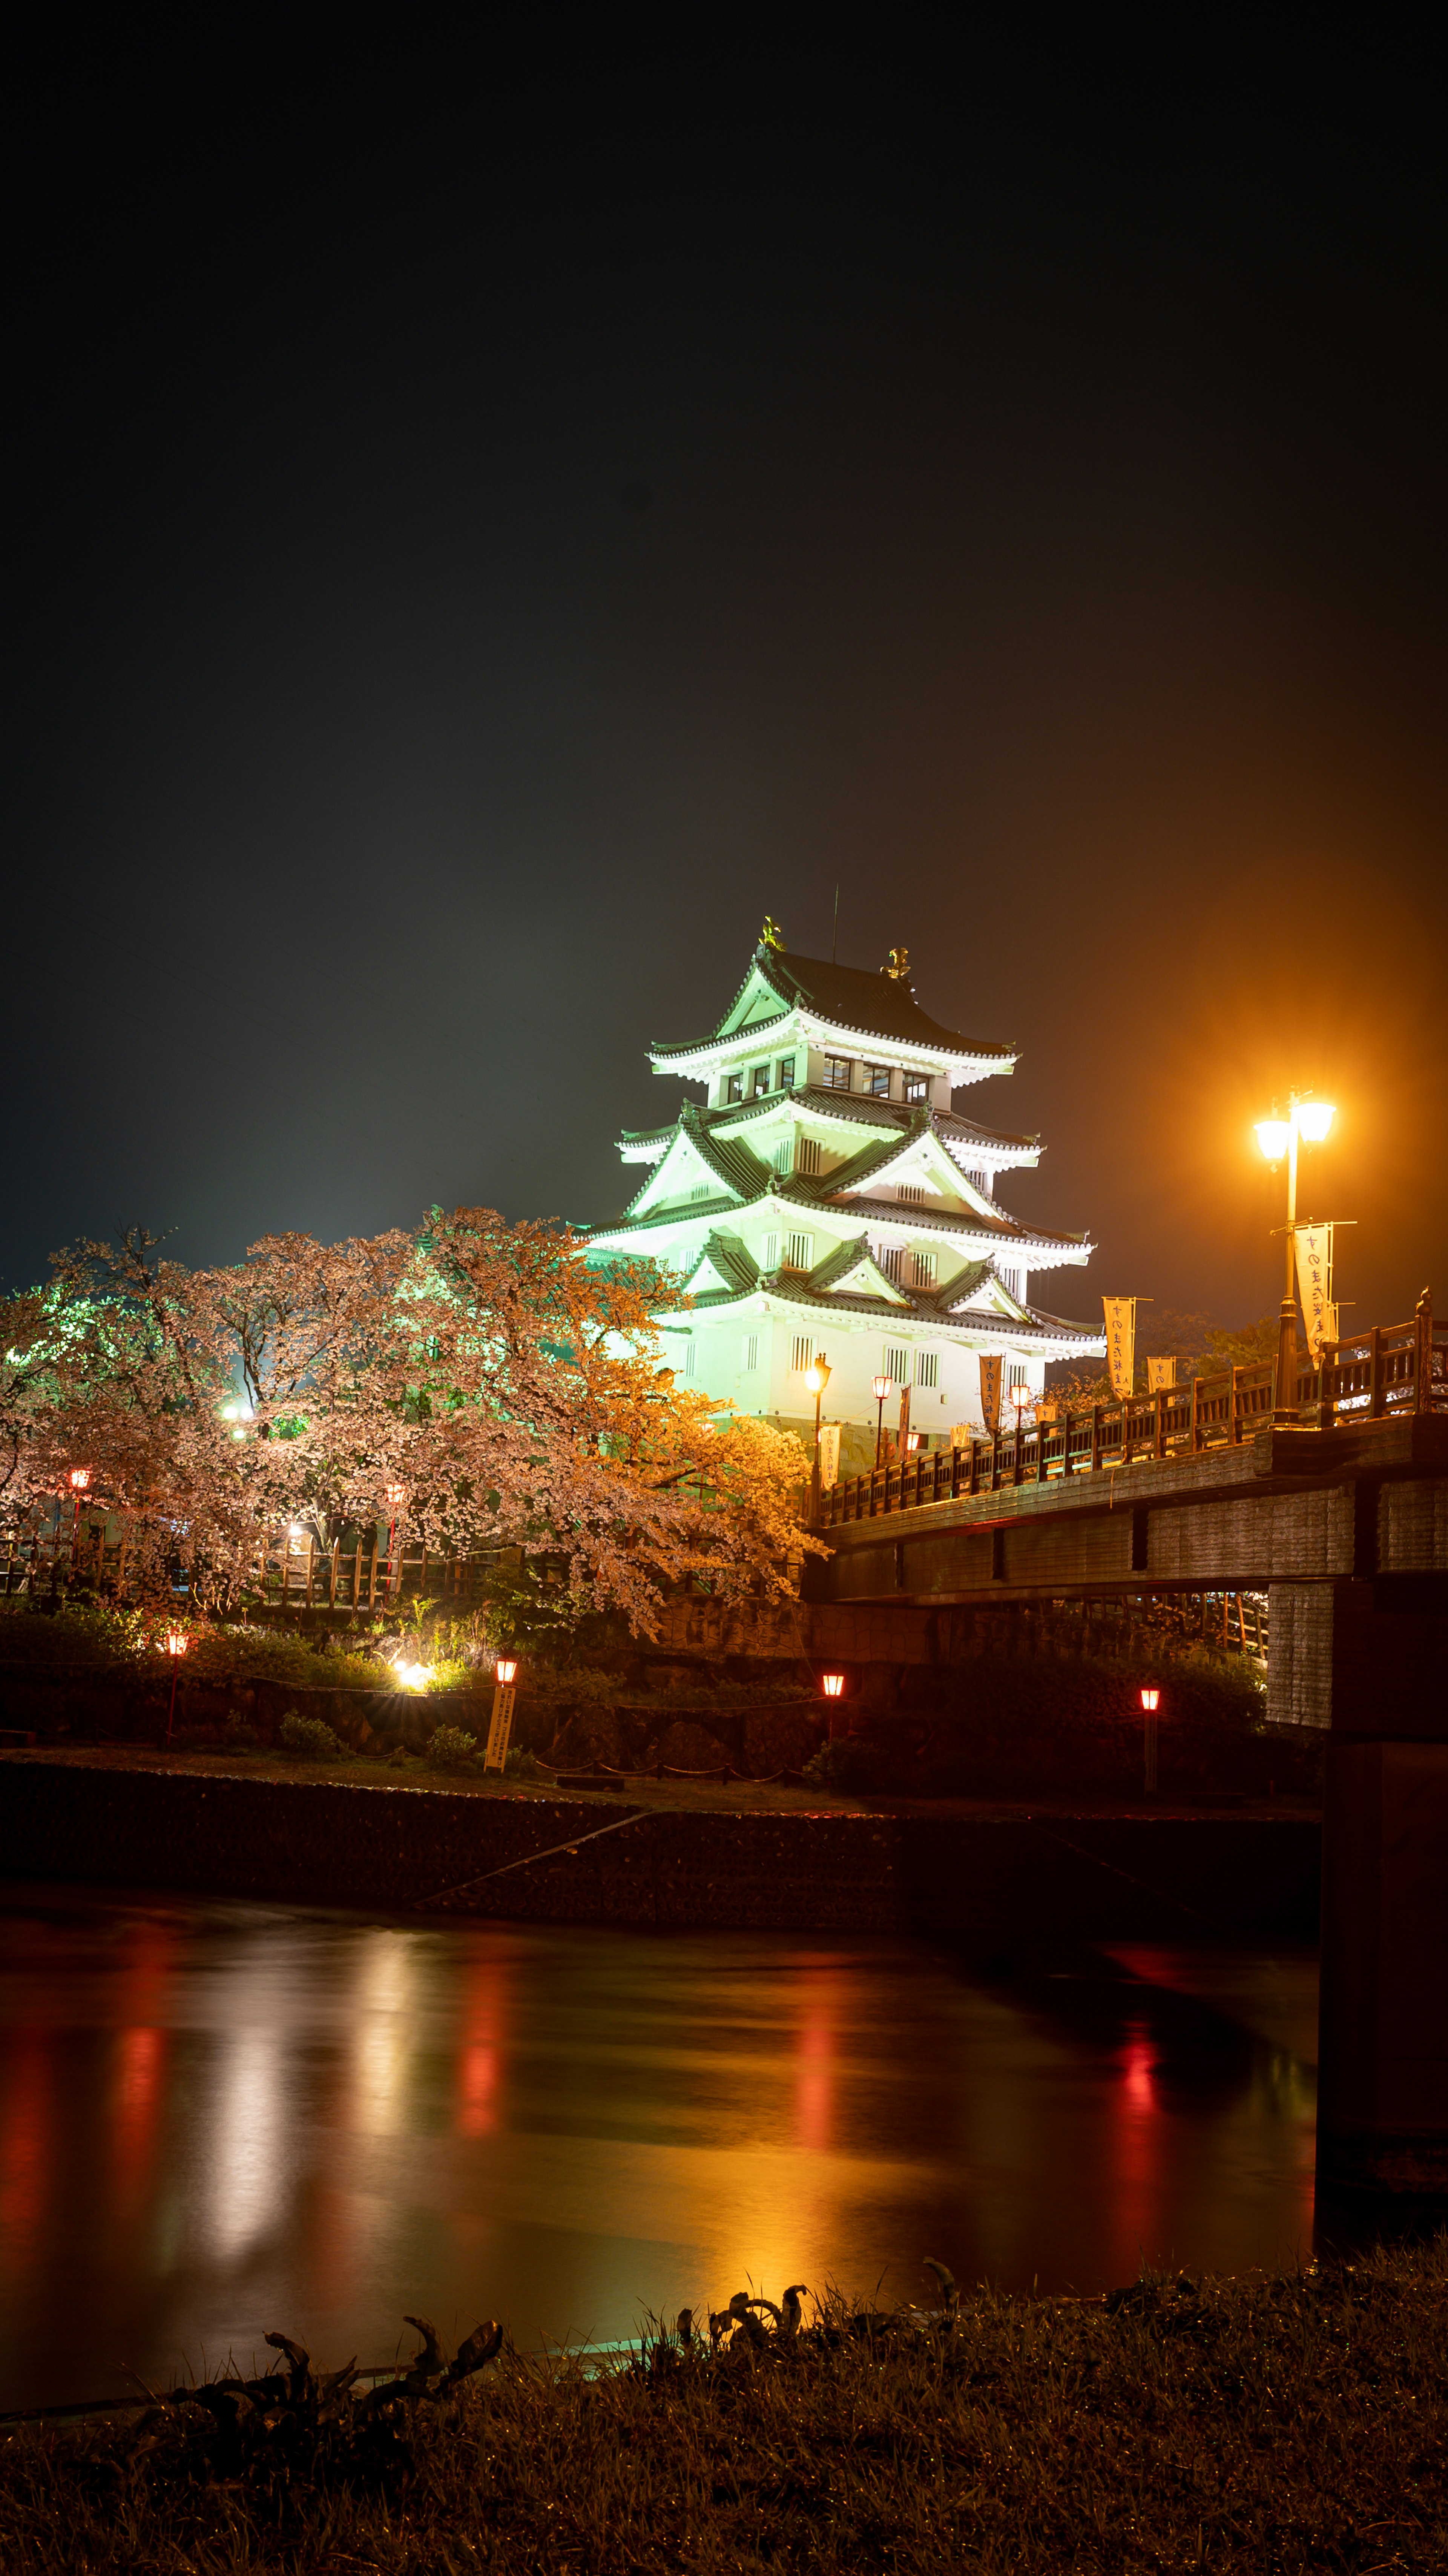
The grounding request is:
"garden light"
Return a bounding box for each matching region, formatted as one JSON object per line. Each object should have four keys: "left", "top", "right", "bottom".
{"left": 872, "top": 1373, "right": 892, "bottom": 1466}
{"left": 69, "top": 1467, "right": 92, "bottom": 1491}
{"left": 495, "top": 1657, "right": 518, "bottom": 1686}
{"left": 871, "top": 1374, "right": 892, "bottom": 1402}
{"left": 394, "top": 1661, "right": 427, "bottom": 1691}
{"left": 1140, "top": 1684, "right": 1160, "bottom": 1712}
{"left": 485, "top": 1657, "right": 521, "bottom": 1772}
{"left": 821, "top": 1672, "right": 845, "bottom": 1698}
{"left": 1140, "top": 1682, "right": 1160, "bottom": 1793}
{"left": 163, "top": 1629, "right": 189, "bottom": 1747}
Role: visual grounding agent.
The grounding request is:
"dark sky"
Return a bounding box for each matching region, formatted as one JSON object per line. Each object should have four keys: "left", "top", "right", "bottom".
{"left": 7, "top": 25, "right": 1445, "bottom": 1337}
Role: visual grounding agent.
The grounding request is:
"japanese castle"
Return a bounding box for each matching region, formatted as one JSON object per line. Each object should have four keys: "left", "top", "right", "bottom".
{"left": 586, "top": 925, "right": 1106, "bottom": 1475}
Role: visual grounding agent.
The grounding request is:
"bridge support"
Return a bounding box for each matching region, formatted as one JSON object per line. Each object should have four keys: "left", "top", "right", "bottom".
{"left": 1288, "top": 1575, "right": 1448, "bottom": 2189}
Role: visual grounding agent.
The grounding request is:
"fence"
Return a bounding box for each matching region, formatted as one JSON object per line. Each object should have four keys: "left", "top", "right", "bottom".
{"left": 819, "top": 1293, "right": 1448, "bottom": 1531}
{"left": 1, "top": 1523, "right": 501, "bottom": 1614}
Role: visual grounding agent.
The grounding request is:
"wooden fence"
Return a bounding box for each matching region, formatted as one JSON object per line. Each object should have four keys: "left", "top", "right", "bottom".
{"left": 1, "top": 1524, "right": 500, "bottom": 1614}
{"left": 819, "top": 1294, "right": 1448, "bottom": 1531}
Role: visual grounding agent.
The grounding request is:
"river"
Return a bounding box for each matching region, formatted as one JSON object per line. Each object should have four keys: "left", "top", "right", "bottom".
{"left": 0, "top": 1881, "right": 1320, "bottom": 2412}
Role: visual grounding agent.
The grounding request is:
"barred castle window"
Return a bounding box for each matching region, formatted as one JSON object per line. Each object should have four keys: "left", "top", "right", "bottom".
{"left": 916, "top": 1351, "right": 939, "bottom": 1389}
{"left": 772, "top": 1140, "right": 792, "bottom": 1174}
{"left": 797, "top": 1137, "right": 821, "bottom": 1176}
{"left": 742, "top": 1334, "right": 759, "bottom": 1372}
{"left": 911, "top": 1248, "right": 937, "bottom": 1287}
{"left": 885, "top": 1344, "right": 909, "bottom": 1385}
{"left": 791, "top": 1335, "right": 813, "bottom": 1373}
{"left": 898, "top": 1183, "right": 924, "bottom": 1203}
{"left": 763, "top": 1232, "right": 779, "bottom": 1269}
{"left": 689, "top": 1181, "right": 710, "bottom": 1200}
{"left": 785, "top": 1231, "right": 813, "bottom": 1270}
{"left": 879, "top": 1245, "right": 904, "bottom": 1284}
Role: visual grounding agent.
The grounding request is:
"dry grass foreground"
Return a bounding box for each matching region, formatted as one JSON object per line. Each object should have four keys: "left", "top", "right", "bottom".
{"left": 4, "top": 2244, "right": 1447, "bottom": 2572}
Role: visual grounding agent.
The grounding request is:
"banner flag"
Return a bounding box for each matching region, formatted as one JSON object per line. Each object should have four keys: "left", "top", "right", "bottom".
{"left": 1294, "top": 1224, "right": 1334, "bottom": 1363}
{"left": 978, "top": 1355, "right": 1001, "bottom": 1435}
{"left": 1146, "top": 1356, "right": 1177, "bottom": 1392}
{"left": 1103, "top": 1298, "right": 1137, "bottom": 1400}
{"left": 818, "top": 1423, "right": 841, "bottom": 1490}
{"left": 897, "top": 1383, "right": 912, "bottom": 1453}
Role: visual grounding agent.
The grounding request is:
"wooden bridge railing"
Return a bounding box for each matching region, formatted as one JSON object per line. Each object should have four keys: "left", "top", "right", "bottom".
{"left": 0, "top": 1524, "right": 499, "bottom": 1613}
{"left": 819, "top": 1294, "right": 1448, "bottom": 1531}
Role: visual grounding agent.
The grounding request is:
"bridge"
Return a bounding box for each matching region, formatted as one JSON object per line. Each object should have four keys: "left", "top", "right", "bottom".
{"left": 808, "top": 1295, "right": 1448, "bottom": 2194}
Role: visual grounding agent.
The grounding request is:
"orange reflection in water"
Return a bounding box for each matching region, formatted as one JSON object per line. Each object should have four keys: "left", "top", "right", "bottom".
{"left": 1114, "top": 2022, "right": 1160, "bottom": 2237}
{"left": 793, "top": 1967, "right": 837, "bottom": 2154}
{"left": 456, "top": 1952, "right": 513, "bottom": 2140}
{"left": 0, "top": 2031, "right": 53, "bottom": 2272}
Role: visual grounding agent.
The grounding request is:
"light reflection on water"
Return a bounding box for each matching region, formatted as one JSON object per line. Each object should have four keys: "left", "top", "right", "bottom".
{"left": 0, "top": 1884, "right": 1321, "bottom": 2412}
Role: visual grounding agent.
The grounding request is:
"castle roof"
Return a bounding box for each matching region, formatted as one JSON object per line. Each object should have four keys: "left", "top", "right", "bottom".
{"left": 648, "top": 943, "right": 1015, "bottom": 1079}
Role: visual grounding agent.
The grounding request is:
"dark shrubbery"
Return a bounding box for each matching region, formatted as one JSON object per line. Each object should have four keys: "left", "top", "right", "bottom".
{"left": 425, "top": 1723, "right": 479, "bottom": 1772}
{"left": 277, "top": 1712, "right": 347, "bottom": 1763}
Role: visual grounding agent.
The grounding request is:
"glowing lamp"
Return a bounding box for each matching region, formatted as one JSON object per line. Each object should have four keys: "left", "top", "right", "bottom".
{"left": 1009, "top": 1383, "right": 1031, "bottom": 1411}
{"left": 288, "top": 1522, "right": 305, "bottom": 1539}
{"left": 1139, "top": 1684, "right": 1160, "bottom": 1713}
{"left": 1296, "top": 1098, "right": 1336, "bottom": 1143}
{"left": 164, "top": 1630, "right": 189, "bottom": 1659}
{"left": 821, "top": 1672, "right": 846, "bottom": 1698}
{"left": 905, "top": 1429, "right": 922, "bottom": 1452}
{"left": 395, "top": 1660, "right": 426, "bottom": 1690}
{"left": 495, "top": 1657, "right": 519, "bottom": 1687}
{"left": 69, "top": 1466, "right": 91, "bottom": 1491}
{"left": 805, "top": 1359, "right": 831, "bottom": 1395}
{"left": 1254, "top": 1118, "right": 1291, "bottom": 1162}
{"left": 384, "top": 1485, "right": 406, "bottom": 1505}
{"left": 872, "top": 1373, "right": 892, "bottom": 1401}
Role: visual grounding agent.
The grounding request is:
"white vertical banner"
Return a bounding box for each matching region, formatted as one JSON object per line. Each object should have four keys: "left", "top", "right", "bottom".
{"left": 978, "top": 1355, "right": 1002, "bottom": 1435}
{"left": 1294, "top": 1224, "right": 1334, "bottom": 1362}
{"left": 818, "top": 1423, "right": 841, "bottom": 1489}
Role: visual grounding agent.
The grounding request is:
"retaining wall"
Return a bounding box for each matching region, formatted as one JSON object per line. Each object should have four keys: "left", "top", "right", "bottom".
{"left": 0, "top": 1758, "right": 1320, "bottom": 1944}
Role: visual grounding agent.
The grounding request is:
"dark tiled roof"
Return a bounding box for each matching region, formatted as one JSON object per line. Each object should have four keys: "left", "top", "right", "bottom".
{"left": 806, "top": 1232, "right": 900, "bottom": 1295}
{"left": 686, "top": 1230, "right": 759, "bottom": 1297}
{"left": 652, "top": 947, "right": 1014, "bottom": 1061}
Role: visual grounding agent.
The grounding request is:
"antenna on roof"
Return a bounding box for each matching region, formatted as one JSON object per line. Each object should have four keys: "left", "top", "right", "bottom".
{"left": 831, "top": 884, "right": 839, "bottom": 964}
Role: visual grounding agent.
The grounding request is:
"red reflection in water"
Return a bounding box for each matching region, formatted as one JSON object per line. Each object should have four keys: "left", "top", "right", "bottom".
{"left": 0, "top": 2032, "right": 52, "bottom": 2268}
{"left": 794, "top": 1970, "right": 837, "bottom": 2152}
{"left": 455, "top": 1955, "right": 511, "bottom": 2139}
{"left": 112, "top": 2025, "right": 166, "bottom": 2201}
{"left": 1114, "top": 2023, "right": 1159, "bottom": 2225}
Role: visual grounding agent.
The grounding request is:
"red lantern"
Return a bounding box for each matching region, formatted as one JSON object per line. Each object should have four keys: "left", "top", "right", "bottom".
{"left": 495, "top": 1657, "right": 518, "bottom": 1687}
{"left": 1140, "top": 1684, "right": 1160, "bottom": 1712}
{"left": 821, "top": 1673, "right": 845, "bottom": 1699}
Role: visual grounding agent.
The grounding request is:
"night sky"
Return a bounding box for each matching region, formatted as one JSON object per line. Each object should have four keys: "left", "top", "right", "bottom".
{"left": 7, "top": 26, "right": 1445, "bottom": 1339}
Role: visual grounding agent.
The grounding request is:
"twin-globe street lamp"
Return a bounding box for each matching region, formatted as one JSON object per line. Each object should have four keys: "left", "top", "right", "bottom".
{"left": 805, "top": 1354, "right": 832, "bottom": 1518}
{"left": 1253, "top": 1092, "right": 1336, "bottom": 1422}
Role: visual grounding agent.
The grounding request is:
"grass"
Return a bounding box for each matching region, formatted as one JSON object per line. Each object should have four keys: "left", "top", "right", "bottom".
{"left": 2, "top": 2244, "right": 1446, "bottom": 2570}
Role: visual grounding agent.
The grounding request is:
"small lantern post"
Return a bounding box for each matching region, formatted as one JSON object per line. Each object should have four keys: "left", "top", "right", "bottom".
{"left": 164, "top": 1629, "right": 190, "bottom": 1745}
{"left": 1140, "top": 1683, "right": 1161, "bottom": 1794}
{"left": 485, "top": 1655, "right": 520, "bottom": 1773}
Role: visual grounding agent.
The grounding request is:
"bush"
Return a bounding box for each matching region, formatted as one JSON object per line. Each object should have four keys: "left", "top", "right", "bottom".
{"left": 504, "top": 1745, "right": 545, "bottom": 1781}
{"left": 222, "top": 1712, "right": 258, "bottom": 1749}
{"left": 278, "top": 1712, "right": 345, "bottom": 1762}
{"left": 802, "top": 1733, "right": 888, "bottom": 1794}
{"left": 425, "top": 1724, "right": 477, "bottom": 1773}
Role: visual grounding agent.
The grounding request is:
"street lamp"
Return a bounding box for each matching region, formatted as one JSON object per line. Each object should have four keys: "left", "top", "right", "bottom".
{"left": 871, "top": 1373, "right": 892, "bottom": 1468}
{"left": 1140, "top": 1682, "right": 1161, "bottom": 1795}
{"left": 164, "top": 1628, "right": 190, "bottom": 1745}
{"left": 485, "top": 1656, "right": 521, "bottom": 1773}
{"left": 804, "top": 1354, "right": 832, "bottom": 1519}
{"left": 821, "top": 1672, "right": 846, "bottom": 1698}
{"left": 1254, "top": 1092, "right": 1336, "bottom": 1421}
{"left": 67, "top": 1466, "right": 92, "bottom": 1566}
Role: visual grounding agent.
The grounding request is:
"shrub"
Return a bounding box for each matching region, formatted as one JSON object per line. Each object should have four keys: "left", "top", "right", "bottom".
{"left": 504, "top": 1745, "right": 545, "bottom": 1781}
{"left": 278, "top": 1712, "right": 345, "bottom": 1762}
{"left": 425, "top": 1724, "right": 478, "bottom": 1773}
{"left": 222, "top": 1712, "right": 257, "bottom": 1748}
{"left": 802, "top": 1733, "right": 888, "bottom": 1794}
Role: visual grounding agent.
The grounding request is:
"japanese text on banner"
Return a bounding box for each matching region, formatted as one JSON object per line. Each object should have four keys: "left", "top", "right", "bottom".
{"left": 1146, "top": 1356, "right": 1177, "bottom": 1392}
{"left": 1103, "top": 1298, "right": 1136, "bottom": 1400}
{"left": 978, "top": 1355, "right": 1002, "bottom": 1435}
{"left": 818, "top": 1423, "right": 841, "bottom": 1489}
{"left": 1293, "top": 1224, "right": 1334, "bottom": 1363}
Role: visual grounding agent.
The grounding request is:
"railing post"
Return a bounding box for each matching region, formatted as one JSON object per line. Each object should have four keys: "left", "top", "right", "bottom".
{"left": 1416, "top": 1289, "right": 1433, "bottom": 1416}
{"left": 969, "top": 1438, "right": 981, "bottom": 1497}
{"left": 1369, "top": 1325, "right": 1384, "bottom": 1420}
{"left": 1230, "top": 1366, "right": 1244, "bottom": 1446}
{"left": 1036, "top": 1420, "right": 1049, "bottom": 1485}
{"left": 1090, "top": 1405, "right": 1102, "bottom": 1473}
{"left": 990, "top": 1430, "right": 1002, "bottom": 1493}
{"left": 1192, "top": 1375, "right": 1203, "bottom": 1452}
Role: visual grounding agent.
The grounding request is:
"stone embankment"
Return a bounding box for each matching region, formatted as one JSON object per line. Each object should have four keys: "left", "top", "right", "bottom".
{"left": 0, "top": 1753, "right": 1319, "bottom": 1940}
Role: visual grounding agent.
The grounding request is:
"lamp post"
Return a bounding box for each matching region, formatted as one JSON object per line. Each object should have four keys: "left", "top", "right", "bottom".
{"left": 871, "top": 1373, "right": 892, "bottom": 1469}
{"left": 383, "top": 1485, "right": 406, "bottom": 1599}
{"left": 804, "top": 1354, "right": 832, "bottom": 1520}
{"left": 1140, "top": 1682, "right": 1161, "bottom": 1794}
{"left": 1254, "top": 1093, "right": 1336, "bottom": 1423}
{"left": 484, "top": 1655, "right": 520, "bottom": 1773}
{"left": 67, "top": 1466, "right": 92, "bottom": 1572}
{"left": 821, "top": 1669, "right": 846, "bottom": 1739}
{"left": 164, "top": 1629, "right": 190, "bottom": 1746}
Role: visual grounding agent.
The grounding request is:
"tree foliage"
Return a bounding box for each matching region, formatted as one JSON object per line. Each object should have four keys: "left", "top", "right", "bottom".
{"left": 3, "top": 1211, "right": 819, "bottom": 1630}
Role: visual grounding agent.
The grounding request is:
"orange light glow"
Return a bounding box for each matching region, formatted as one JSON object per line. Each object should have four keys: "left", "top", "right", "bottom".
{"left": 164, "top": 1630, "right": 189, "bottom": 1658}
{"left": 495, "top": 1657, "right": 518, "bottom": 1686}
{"left": 821, "top": 1672, "right": 845, "bottom": 1698}
{"left": 68, "top": 1466, "right": 92, "bottom": 1491}
{"left": 1140, "top": 1685, "right": 1160, "bottom": 1712}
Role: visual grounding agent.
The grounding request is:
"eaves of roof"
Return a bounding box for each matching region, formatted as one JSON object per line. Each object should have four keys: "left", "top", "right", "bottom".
{"left": 672, "top": 1274, "right": 1106, "bottom": 1344}
{"left": 650, "top": 946, "right": 1016, "bottom": 1065}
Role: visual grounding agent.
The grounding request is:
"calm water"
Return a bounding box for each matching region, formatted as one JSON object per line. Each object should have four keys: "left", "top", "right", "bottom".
{"left": 0, "top": 1883, "right": 1322, "bottom": 2412}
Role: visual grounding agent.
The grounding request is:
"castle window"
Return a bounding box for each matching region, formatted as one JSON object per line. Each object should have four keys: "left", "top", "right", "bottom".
{"left": 822, "top": 1056, "right": 852, "bottom": 1090}
{"left": 763, "top": 1232, "right": 779, "bottom": 1269}
{"left": 778, "top": 1056, "right": 796, "bottom": 1089}
{"left": 752, "top": 1064, "right": 770, "bottom": 1098}
{"left": 791, "top": 1335, "right": 813, "bottom": 1374}
{"left": 689, "top": 1181, "right": 710, "bottom": 1201}
{"left": 867, "top": 1065, "right": 891, "bottom": 1097}
{"left": 916, "top": 1350, "right": 939, "bottom": 1389}
{"left": 726, "top": 1073, "right": 743, "bottom": 1104}
{"left": 683, "top": 1342, "right": 697, "bottom": 1380}
{"left": 797, "top": 1138, "right": 821, "bottom": 1177}
{"left": 785, "top": 1231, "right": 813, "bottom": 1270}
{"left": 743, "top": 1334, "right": 759, "bottom": 1372}
{"left": 879, "top": 1245, "right": 903, "bottom": 1284}
{"left": 884, "top": 1344, "right": 909, "bottom": 1386}
{"left": 904, "top": 1075, "right": 928, "bottom": 1105}
{"left": 898, "top": 1183, "right": 924, "bottom": 1204}
{"left": 911, "top": 1249, "right": 937, "bottom": 1288}
{"left": 772, "top": 1140, "right": 792, "bottom": 1175}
